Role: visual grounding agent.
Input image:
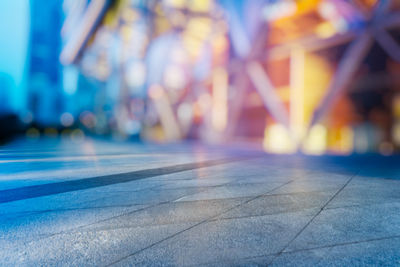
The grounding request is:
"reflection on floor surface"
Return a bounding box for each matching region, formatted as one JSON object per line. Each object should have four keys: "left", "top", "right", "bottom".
{"left": 1, "top": 138, "right": 400, "bottom": 266}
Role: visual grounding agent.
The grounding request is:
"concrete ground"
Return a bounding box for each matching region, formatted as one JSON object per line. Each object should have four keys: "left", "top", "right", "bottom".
{"left": 1, "top": 138, "right": 400, "bottom": 266}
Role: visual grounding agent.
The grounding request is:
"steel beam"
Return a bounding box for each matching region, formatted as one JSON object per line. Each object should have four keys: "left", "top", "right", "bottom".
{"left": 374, "top": 29, "right": 400, "bottom": 62}
{"left": 60, "top": 0, "right": 111, "bottom": 65}
{"left": 308, "top": 31, "right": 373, "bottom": 128}
{"left": 246, "top": 61, "right": 290, "bottom": 131}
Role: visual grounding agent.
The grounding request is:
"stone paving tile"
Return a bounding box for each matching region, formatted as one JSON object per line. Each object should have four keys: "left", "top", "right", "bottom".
{"left": 175, "top": 182, "right": 285, "bottom": 202}
{"left": 0, "top": 147, "right": 233, "bottom": 191}
{"left": 0, "top": 178, "right": 62, "bottom": 191}
{"left": 351, "top": 176, "right": 400, "bottom": 186}
{"left": 86, "top": 186, "right": 214, "bottom": 207}
{"left": 0, "top": 190, "right": 117, "bottom": 216}
{"left": 0, "top": 159, "right": 196, "bottom": 185}
{"left": 114, "top": 210, "right": 315, "bottom": 266}
{"left": 92, "top": 178, "right": 164, "bottom": 192}
{"left": 156, "top": 178, "right": 232, "bottom": 190}
{"left": 157, "top": 173, "right": 292, "bottom": 190}
{"left": 0, "top": 222, "right": 195, "bottom": 267}
{"left": 2, "top": 139, "right": 400, "bottom": 265}
{"left": 81, "top": 197, "right": 249, "bottom": 231}
{"left": 0, "top": 152, "right": 213, "bottom": 173}
{"left": 113, "top": 160, "right": 250, "bottom": 183}
{"left": 223, "top": 170, "right": 297, "bottom": 185}
{"left": 0, "top": 179, "right": 162, "bottom": 216}
{"left": 294, "top": 171, "right": 353, "bottom": 182}
{"left": 271, "top": 177, "right": 349, "bottom": 194}
{"left": 271, "top": 236, "right": 400, "bottom": 266}
{"left": 286, "top": 202, "right": 400, "bottom": 252}
{"left": 198, "top": 255, "right": 275, "bottom": 267}
{"left": 218, "top": 191, "right": 334, "bottom": 219}
{"left": 327, "top": 177, "right": 400, "bottom": 208}
{"left": 152, "top": 169, "right": 272, "bottom": 183}
{"left": 0, "top": 204, "right": 147, "bottom": 248}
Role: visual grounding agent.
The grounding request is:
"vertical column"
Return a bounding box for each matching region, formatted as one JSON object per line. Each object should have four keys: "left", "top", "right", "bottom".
{"left": 212, "top": 67, "right": 228, "bottom": 133}
{"left": 290, "top": 46, "right": 305, "bottom": 147}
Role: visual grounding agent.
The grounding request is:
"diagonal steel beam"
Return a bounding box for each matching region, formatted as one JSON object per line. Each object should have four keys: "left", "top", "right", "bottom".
{"left": 224, "top": 66, "right": 250, "bottom": 139}
{"left": 60, "top": 0, "right": 111, "bottom": 64}
{"left": 373, "top": 0, "right": 393, "bottom": 18}
{"left": 308, "top": 31, "right": 374, "bottom": 128}
{"left": 224, "top": 1, "right": 251, "bottom": 58}
{"left": 348, "top": 0, "right": 372, "bottom": 21}
{"left": 374, "top": 29, "right": 400, "bottom": 62}
{"left": 379, "top": 12, "right": 400, "bottom": 30}
{"left": 246, "top": 61, "right": 291, "bottom": 131}
{"left": 224, "top": 23, "right": 271, "bottom": 139}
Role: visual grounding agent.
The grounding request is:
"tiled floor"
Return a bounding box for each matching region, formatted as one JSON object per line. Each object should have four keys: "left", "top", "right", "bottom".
{"left": 1, "top": 138, "right": 400, "bottom": 266}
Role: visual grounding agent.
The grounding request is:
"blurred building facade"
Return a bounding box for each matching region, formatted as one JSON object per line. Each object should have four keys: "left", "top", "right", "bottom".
{"left": 28, "top": 0, "right": 64, "bottom": 125}
{"left": 0, "top": 1, "right": 30, "bottom": 115}
{"left": 1, "top": 0, "right": 400, "bottom": 154}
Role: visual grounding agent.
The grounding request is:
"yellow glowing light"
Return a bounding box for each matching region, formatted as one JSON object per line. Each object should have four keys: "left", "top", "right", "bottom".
{"left": 212, "top": 67, "right": 228, "bottom": 132}
{"left": 186, "top": 18, "right": 212, "bottom": 39}
{"left": 339, "top": 126, "right": 354, "bottom": 154}
{"left": 302, "top": 124, "right": 327, "bottom": 155}
{"left": 290, "top": 47, "right": 305, "bottom": 142}
{"left": 154, "top": 17, "right": 171, "bottom": 35}
{"left": 276, "top": 86, "right": 291, "bottom": 102}
{"left": 183, "top": 36, "right": 203, "bottom": 59}
{"left": 212, "top": 35, "right": 228, "bottom": 55}
{"left": 328, "top": 126, "right": 354, "bottom": 154}
{"left": 121, "top": 25, "right": 133, "bottom": 40}
{"left": 315, "top": 22, "right": 337, "bottom": 38}
{"left": 144, "top": 125, "right": 165, "bottom": 142}
{"left": 103, "top": 0, "right": 127, "bottom": 28}
{"left": 121, "top": 8, "right": 139, "bottom": 23}
{"left": 296, "top": 0, "right": 321, "bottom": 14}
{"left": 303, "top": 52, "right": 333, "bottom": 126}
{"left": 393, "top": 95, "right": 400, "bottom": 118}
{"left": 263, "top": 124, "right": 296, "bottom": 154}
{"left": 188, "top": 0, "right": 212, "bottom": 12}
{"left": 183, "top": 18, "right": 212, "bottom": 60}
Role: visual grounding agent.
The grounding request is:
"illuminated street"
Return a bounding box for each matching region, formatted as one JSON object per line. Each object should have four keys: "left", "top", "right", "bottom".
{"left": 0, "top": 138, "right": 399, "bottom": 266}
